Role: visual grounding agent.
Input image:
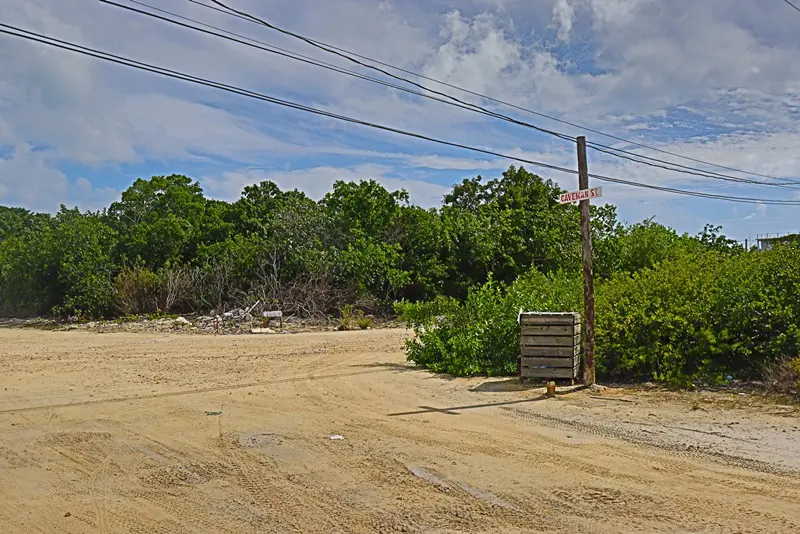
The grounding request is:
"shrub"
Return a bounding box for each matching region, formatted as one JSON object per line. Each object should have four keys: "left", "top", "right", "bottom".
{"left": 0, "top": 208, "right": 117, "bottom": 318}
{"left": 114, "top": 265, "right": 160, "bottom": 315}
{"left": 400, "top": 245, "right": 800, "bottom": 385}
{"left": 338, "top": 305, "right": 373, "bottom": 330}
{"left": 398, "top": 271, "right": 581, "bottom": 376}
{"left": 765, "top": 357, "right": 800, "bottom": 398}
{"left": 51, "top": 209, "right": 117, "bottom": 318}
{"left": 595, "top": 251, "right": 721, "bottom": 385}
{"left": 0, "top": 224, "right": 59, "bottom": 316}
{"left": 338, "top": 304, "right": 355, "bottom": 331}
{"left": 356, "top": 311, "right": 373, "bottom": 330}
{"left": 595, "top": 246, "right": 800, "bottom": 385}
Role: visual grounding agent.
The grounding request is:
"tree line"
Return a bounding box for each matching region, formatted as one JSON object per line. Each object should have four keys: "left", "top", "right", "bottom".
{"left": 4, "top": 166, "right": 797, "bottom": 388}
{"left": 0, "top": 166, "right": 735, "bottom": 319}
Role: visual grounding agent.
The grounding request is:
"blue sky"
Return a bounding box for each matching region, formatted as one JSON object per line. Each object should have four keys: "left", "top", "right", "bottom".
{"left": 1, "top": 0, "right": 800, "bottom": 241}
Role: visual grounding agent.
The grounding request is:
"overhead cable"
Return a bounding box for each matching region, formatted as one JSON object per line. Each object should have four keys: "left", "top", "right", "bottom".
{"left": 119, "top": 0, "right": 800, "bottom": 188}
{"left": 2, "top": 23, "right": 799, "bottom": 206}
{"left": 186, "top": 0, "right": 796, "bottom": 184}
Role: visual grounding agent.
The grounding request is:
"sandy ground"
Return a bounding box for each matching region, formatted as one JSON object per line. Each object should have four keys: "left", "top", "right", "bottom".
{"left": 0, "top": 328, "right": 799, "bottom": 533}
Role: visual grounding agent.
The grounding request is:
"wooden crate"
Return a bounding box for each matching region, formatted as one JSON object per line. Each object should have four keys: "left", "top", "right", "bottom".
{"left": 519, "top": 312, "right": 580, "bottom": 380}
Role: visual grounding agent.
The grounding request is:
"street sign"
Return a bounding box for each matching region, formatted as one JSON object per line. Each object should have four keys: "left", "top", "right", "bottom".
{"left": 558, "top": 186, "right": 603, "bottom": 204}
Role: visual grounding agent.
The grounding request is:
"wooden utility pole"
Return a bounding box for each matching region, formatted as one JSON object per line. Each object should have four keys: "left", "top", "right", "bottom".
{"left": 576, "top": 136, "right": 596, "bottom": 385}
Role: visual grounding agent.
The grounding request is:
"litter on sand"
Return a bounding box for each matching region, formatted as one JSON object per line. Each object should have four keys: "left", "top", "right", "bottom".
{"left": 328, "top": 435, "right": 345, "bottom": 440}
{"left": 205, "top": 411, "right": 223, "bottom": 416}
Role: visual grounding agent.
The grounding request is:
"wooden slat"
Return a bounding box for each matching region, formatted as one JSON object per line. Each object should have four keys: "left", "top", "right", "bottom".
{"left": 520, "top": 366, "right": 577, "bottom": 379}
{"left": 520, "top": 334, "right": 580, "bottom": 347}
{"left": 521, "top": 324, "right": 580, "bottom": 336}
{"left": 520, "top": 313, "right": 579, "bottom": 325}
{"left": 521, "top": 356, "right": 578, "bottom": 368}
{"left": 520, "top": 345, "right": 580, "bottom": 357}
{"left": 520, "top": 317, "right": 579, "bottom": 326}
{"left": 520, "top": 312, "right": 579, "bottom": 319}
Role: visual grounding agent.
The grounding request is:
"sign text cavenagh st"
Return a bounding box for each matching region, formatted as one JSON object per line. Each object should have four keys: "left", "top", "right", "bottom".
{"left": 558, "top": 186, "right": 603, "bottom": 204}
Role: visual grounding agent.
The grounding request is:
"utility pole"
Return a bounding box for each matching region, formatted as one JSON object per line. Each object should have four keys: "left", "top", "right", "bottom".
{"left": 576, "top": 136, "right": 596, "bottom": 385}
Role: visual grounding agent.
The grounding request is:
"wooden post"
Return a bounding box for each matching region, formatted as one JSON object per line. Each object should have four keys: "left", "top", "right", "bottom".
{"left": 576, "top": 136, "right": 596, "bottom": 385}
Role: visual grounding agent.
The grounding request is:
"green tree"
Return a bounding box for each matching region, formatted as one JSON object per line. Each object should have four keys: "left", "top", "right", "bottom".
{"left": 0, "top": 217, "right": 59, "bottom": 316}
{"left": 107, "top": 174, "right": 208, "bottom": 269}
{"left": 0, "top": 206, "right": 51, "bottom": 243}
{"left": 52, "top": 208, "right": 118, "bottom": 317}
{"left": 395, "top": 205, "right": 447, "bottom": 301}
{"left": 440, "top": 166, "right": 581, "bottom": 296}
{"left": 697, "top": 224, "right": 741, "bottom": 254}
{"left": 322, "top": 180, "right": 411, "bottom": 302}
{"left": 0, "top": 207, "right": 117, "bottom": 318}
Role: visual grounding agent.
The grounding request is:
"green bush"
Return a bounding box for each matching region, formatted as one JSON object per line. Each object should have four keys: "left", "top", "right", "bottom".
{"left": 114, "top": 265, "right": 160, "bottom": 315}
{"left": 356, "top": 310, "right": 373, "bottom": 330}
{"left": 0, "top": 221, "right": 59, "bottom": 316}
{"left": 51, "top": 210, "right": 117, "bottom": 319}
{"left": 399, "top": 245, "right": 800, "bottom": 385}
{"left": 398, "top": 271, "right": 581, "bottom": 376}
{"left": 338, "top": 304, "right": 355, "bottom": 331}
{"left": 596, "top": 246, "right": 800, "bottom": 385}
{"left": 595, "top": 251, "right": 721, "bottom": 385}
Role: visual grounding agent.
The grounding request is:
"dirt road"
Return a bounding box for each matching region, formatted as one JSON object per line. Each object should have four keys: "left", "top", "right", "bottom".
{"left": 1, "top": 329, "right": 799, "bottom": 533}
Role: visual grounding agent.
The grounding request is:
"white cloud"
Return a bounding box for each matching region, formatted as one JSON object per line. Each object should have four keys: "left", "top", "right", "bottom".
{"left": 585, "top": 0, "right": 653, "bottom": 28}
{"left": 0, "top": 144, "right": 69, "bottom": 211}
{"left": 0, "top": 0, "right": 799, "bottom": 239}
{"left": 0, "top": 144, "right": 119, "bottom": 212}
{"left": 202, "top": 164, "right": 450, "bottom": 208}
{"left": 402, "top": 154, "right": 505, "bottom": 170}
{"left": 552, "top": 0, "right": 575, "bottom": 42}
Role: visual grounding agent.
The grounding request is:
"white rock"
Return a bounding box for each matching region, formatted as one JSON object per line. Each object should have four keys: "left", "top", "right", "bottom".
{"left": 250, "top": 328, "right": 275, "bottom": 334}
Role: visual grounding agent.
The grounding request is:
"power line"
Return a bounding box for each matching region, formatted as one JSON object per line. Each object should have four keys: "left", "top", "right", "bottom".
{"left": 119, "top": 0, "right": 800, "bottom": 190}
{"left": 101, "top": 0, "right": 575, "bottom": 141}
{"left": 784, "top": 0, "right": 800, "bottom": 14}
{"left": 199, "top": 0, "right": 567, "bottom": 140}
{"left": 174, "top": 1, "right": 574, "bottom": 142}
{"left": 0, "top": 25, "right": 573, "bottom": 174}
{"left": 186, "top": 0, "right": 796, "bottom": 185}
{"left": 586, "top": 142, "right": 800, "bottom": 190}
{"left": 2, "top": 23, "right": 800, "bottom": 206}
{"left": 587, "top": 171, "right": 797, "bottom": 204}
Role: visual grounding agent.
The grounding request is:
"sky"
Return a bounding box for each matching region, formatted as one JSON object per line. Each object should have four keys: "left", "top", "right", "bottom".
{"left": 1, "top": 0, "right": 800, "bottom": 241}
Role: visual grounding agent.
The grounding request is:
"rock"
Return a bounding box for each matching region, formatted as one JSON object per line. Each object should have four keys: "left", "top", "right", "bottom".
{"left": 588, "top": 383, "right": 607, "bottom": 392}
{"left": 64, "top": 512, "right": 71, "bottom": 518}
{"left": 642, "top": 382, "right": 657, "bottom": 389}
{"left": 173, "top": 317, "right": 191, "bottom": 326}
{"left": 250, "top": 328, "right": 275, "bottom": 334}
